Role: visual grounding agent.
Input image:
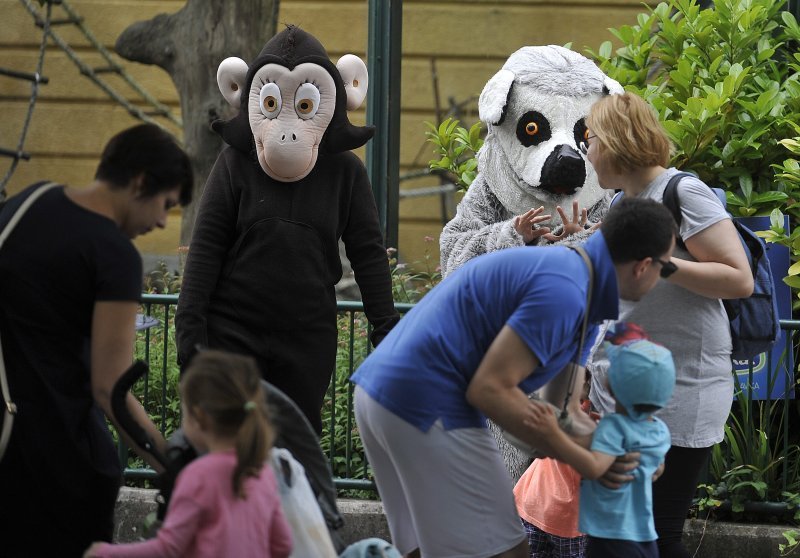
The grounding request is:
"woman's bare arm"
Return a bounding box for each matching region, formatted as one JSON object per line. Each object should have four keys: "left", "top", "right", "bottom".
{"left": 666, "top": 219, "right": 753, "bottom": 299}
{"left": 91, "top": 301, "right": 167, "bottom": 472}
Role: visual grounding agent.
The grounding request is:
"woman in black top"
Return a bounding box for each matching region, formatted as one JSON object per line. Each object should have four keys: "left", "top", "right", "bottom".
{"left": 0, "top": 124, "right": 193, "bottom": 557}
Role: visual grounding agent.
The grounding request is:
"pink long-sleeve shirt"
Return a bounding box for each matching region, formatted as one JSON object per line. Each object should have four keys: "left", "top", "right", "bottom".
{"left": 95, "top": 450, "right": 292, "bottom": 558}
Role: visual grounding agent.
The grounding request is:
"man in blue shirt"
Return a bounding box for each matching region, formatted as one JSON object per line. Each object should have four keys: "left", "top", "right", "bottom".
{"left": 352, "top": 197, "right": 678, "bottom": 558}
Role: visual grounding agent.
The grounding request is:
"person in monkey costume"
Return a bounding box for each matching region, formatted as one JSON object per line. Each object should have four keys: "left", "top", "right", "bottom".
{"left": 176, "top": 25, "right": 399, "bottom": 434}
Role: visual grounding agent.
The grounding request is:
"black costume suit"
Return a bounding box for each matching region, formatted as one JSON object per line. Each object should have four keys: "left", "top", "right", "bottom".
{"left": 176, "top": 27, "right": 399, "bottom": 433}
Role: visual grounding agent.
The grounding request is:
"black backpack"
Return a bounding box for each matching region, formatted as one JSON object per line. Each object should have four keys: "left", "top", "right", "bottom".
{"left": 662, "top": 172, "right": 781, "bottom": 361}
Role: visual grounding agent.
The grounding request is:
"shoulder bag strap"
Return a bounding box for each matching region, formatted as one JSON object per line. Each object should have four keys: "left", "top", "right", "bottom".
{"left": 0, "top": 181, "right": 60, "bottom": 461}
{"left": 561, "top": 245, "right": 593, "bottom": 417}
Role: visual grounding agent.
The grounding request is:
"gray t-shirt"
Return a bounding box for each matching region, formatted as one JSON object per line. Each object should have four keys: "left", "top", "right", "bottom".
{"left": 590, "top": 168, "right": 733, "bottom": 447}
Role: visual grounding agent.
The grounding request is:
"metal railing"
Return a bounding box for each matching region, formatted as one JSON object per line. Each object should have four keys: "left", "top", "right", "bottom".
{"left": 121, "top": 294, "right": 413, "bottom": 494}
{"left": 124, "top": 294, "right": 800, "bottom": 505}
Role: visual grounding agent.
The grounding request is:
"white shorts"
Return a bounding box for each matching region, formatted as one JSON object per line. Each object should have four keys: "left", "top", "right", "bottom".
{"left": 355, "top": 387, "right": 526, "bottom": 557}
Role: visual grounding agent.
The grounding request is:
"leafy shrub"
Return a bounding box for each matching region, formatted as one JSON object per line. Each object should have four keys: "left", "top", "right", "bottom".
{"left": 320, "top": 312, "right": 371, "bottom": 485}
{"left": 758, "top": 129, "right": 800, "bottom": 306}
{"left": 587, "top": 0, "right": 800, "bottom": 218}
{"left": 425, "top": 117, "right": 484, "bottom": 191}
{"left": 695, "top": 370, "right": 800, "bottom": 522}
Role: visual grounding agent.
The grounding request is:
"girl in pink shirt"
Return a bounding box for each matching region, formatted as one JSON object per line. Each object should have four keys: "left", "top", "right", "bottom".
{"left": 85, "top": 350, "right": 293, "bottom": 558}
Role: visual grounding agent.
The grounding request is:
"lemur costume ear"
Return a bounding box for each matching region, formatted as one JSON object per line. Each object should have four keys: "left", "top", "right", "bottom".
{"left": 603, "top": 77, "right": 624, "bottom": 95}
{"left": 212, "top": 25, "right": 373, "bottom": 157}
{"left": 478, "top": 69, "right": 516, "bottom": 126}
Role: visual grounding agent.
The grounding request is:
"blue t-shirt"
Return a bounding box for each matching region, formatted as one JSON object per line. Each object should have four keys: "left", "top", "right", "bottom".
{"left": 579, "top": 413, "right": 671, "bottom": 542}
{"left": 351, "top": 232, "right": 619, "bottom": 431}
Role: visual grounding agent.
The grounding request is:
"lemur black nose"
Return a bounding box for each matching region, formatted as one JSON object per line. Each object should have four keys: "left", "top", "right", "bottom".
{"left": 539, "top": 144, "right": 586, "bottom": 196}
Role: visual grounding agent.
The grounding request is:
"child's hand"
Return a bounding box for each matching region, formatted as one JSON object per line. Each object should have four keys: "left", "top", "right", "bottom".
{"left": 653, "top": 461, "right": 666, "bottom": 482}
{"left": 513, "top": 206, "right": 552, "bottom": 244}
{"left": 83, "top": 542, "right": 105, "bottom": 558}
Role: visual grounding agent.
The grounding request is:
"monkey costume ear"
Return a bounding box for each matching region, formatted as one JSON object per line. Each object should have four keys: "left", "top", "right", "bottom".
{"left": 212, "top": 56, "right": 254, "bottom": 154}
{"left": 217, "top": 57, "right": 249, "bottom": 107}
{"left": 337, "top": 54, "right": 368, "bottom": 110}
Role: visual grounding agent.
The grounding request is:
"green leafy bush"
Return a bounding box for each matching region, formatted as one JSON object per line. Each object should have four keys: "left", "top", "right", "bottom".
{"left": 425, "top": 117, "right": 484, "bottom": 191}
{"left": 320, "top": 312, "right": 371, "bottom": 485}
{"left": 757, "top": 128, "right": 800, "bottom": 305}
{"left": 587, "top": 0, "right": 800, "bottom": 218}
{"left": 695, "top": 370, "right": 800, "bottom": 522}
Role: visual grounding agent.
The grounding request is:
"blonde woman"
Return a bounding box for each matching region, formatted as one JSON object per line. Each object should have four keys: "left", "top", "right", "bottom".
{"left": 582, "top": 92, "right": 753, "bottom": 558}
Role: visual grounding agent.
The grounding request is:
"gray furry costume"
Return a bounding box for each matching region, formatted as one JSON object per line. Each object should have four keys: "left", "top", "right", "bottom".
{"left": 439, "top": 45, "right": 622, "bottom": 480}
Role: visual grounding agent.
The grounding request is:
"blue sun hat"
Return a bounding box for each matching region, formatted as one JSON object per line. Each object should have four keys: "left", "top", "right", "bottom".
{"left": 606, "top": 338, "right": 676, "bottom": 421}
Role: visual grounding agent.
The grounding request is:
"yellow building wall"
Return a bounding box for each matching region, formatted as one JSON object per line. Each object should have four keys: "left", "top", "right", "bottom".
{"left": 0, "top": 0, "right": 653, "bottom": 268}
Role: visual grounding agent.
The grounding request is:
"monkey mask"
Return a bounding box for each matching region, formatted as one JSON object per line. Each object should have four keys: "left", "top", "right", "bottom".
{"left": 213, "top": 25, "right": 371, "bottom": 183}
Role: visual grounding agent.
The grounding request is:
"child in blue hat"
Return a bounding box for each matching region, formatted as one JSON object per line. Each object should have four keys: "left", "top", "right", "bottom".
{"left": 526, "top": 323, "right": 675, "bottom": 558}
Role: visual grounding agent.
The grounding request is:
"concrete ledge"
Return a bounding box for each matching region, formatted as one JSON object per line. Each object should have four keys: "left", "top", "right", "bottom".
{"left": 336, "top": 499, "right": 391, "bottom": 544}
{"left": 113, "top": 488, "right": 391, "bottom": 547}
{"left": 114, "top": 488, "right": 792, "bottom": 556}
{"left": 113, "top": 487, "right": 160, "bottom": 543}
{"left": 682, "top": 518, "right": 790, "bottom": 558}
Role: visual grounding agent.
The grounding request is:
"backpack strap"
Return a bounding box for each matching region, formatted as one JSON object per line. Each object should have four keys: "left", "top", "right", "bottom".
{"left": 0, "top": 182, "right": 60, "bottom": 248}
{"left": 0, "top": 181, "right": 59, "bottom": 462}
{"left": 661, "top": 172, "right": 698, "bottom": 251}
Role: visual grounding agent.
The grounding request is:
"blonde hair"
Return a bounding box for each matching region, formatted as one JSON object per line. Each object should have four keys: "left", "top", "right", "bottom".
{"left": 586, "top": 92, "right": 672, "bottom": 172}
{"left": 181, "top": 350, "right": 274, "bottom": 499}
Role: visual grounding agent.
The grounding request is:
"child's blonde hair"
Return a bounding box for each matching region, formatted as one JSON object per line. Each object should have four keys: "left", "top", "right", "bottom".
{"left": 181, "top": 350, "right": 274, "bottom": 499}
{"left": 586, "top": 92, "right": 672, "bottom": 172}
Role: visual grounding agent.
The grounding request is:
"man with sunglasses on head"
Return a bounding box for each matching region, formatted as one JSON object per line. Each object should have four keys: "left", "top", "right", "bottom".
{"left": 351, "top": 197, "right": 677, "bottom": 558}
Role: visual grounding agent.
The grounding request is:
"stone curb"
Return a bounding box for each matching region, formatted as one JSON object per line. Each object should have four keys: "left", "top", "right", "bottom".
{"left": 113, "top": 488, "right": 391, "bottom": 547}
{"left": 114, "top": 488, "right": 793, "bottom": 556}
{"left": 682, "top": 518, "right": 791, "bottom": 558}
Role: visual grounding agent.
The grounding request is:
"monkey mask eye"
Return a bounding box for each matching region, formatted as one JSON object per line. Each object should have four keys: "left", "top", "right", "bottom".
{"left": 259, "top": 83, "right": 282, "bottom": 119}
{"left": 295, "top": 83, "right": 321, "bottom": 120}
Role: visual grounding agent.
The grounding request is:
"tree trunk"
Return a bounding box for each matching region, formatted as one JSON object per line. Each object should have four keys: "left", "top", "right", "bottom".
{"left": 115, "top": 0, "right": 279, "bottom": 246}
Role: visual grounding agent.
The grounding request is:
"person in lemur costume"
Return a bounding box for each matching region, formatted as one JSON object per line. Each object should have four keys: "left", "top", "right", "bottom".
{"left": 176, "top": 25, "right": 399, "bottom": 434}
{"left": 439, "top": 46, "right": 625, "bottom": 481}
